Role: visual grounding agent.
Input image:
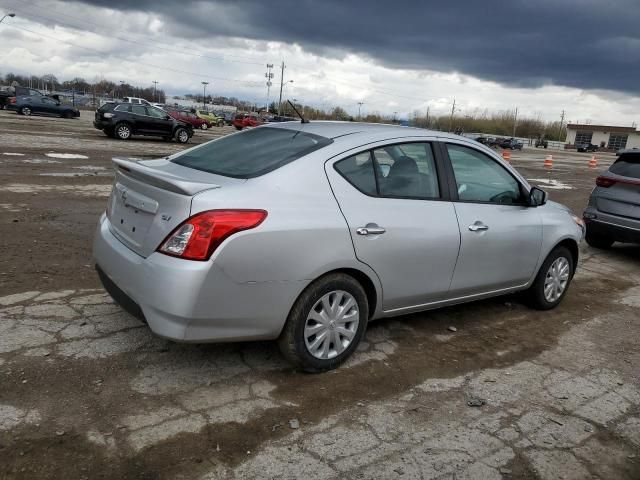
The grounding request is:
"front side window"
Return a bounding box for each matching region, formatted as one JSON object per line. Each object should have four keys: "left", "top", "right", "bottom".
{"left": 447, "top": 144, "right": 524, "bottom": 204}
{"left": 147, "top": 107, "right": 166, "bottom": 119}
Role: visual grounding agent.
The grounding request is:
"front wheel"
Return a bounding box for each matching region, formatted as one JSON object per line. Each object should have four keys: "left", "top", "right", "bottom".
{"left": 524, "top": 246, "right": 574, "bottom": 310}
{"left": 278, "top": 273, "right": 369, "bottom": 372}
{"left": 175, "top": 127, "right": 190, "bottom": 144}
{"left": 200, "top": 123, "right": 208, "bottom": 130}
{"left": 20, "top": 106, "right": 32, "bottom": 116}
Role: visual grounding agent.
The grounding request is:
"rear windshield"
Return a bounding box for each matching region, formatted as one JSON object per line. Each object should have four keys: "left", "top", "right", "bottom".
{"left": 610, "top": 153, "right": 640, "bottom": 179}
{"left": 171, "top": 127, "right": 333, "bottom": 178}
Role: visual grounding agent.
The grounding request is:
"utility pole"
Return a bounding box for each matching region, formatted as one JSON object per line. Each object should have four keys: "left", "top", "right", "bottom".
{"left": 152, "top": 81, "right": 158, "bottom": 103}
{"left": 265, "top": 64, "right": 274, "bottom": 112}
{"left": 277, "top": 61, "right": 285, "bottom": 116}
{"left": 426, "top": 106, "right": 430, "bottom": 128}
{"left": 448, "top": 98, "right": 456, "bottom": 132}
{"left": 558, "top": 110, "right": 565, "bottom": 141}
{"left": 357, "top": 102, "right": 364, "bottom": 120}
{"left": 201, "top": 81, "right": 209, "bottom": 109}
{"left": 512, "top": 107, "right": 518, "bottom": 137}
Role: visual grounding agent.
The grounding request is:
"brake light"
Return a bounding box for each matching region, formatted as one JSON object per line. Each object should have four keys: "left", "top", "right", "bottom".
{"left": 9, "top": 97, "right": 16, "bottom": 104}
{"left": 104, "top": 112, "right": 114, "bottom": 118}
{"left": 158, "top": 210, "right": 267, "bottom": 261}
{"left": 595, "top": 176, "right": 616, "bottom": 188}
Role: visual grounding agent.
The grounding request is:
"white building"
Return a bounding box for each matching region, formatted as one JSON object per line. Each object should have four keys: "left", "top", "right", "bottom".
{"left": 566, "top": 123, "right": 640, "bottom": 150}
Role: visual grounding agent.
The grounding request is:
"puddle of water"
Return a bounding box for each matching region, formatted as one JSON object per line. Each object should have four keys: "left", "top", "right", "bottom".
{"left": 45, "top": 153, "right": 89, "bottom": 160}
{"left": 527, "top": 178, "right": 574, "bottom": 190}
{"left": 23, "top": 159, "right": 61, "bottom": 164}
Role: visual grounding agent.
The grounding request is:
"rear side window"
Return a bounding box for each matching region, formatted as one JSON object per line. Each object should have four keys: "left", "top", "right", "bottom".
{"left": 114, "top": 104, "right": 130, "bottom": 112}
{"left": 171, "top": 127, "right": 333, "bottom": 178}
{"left": 335, "top": 152, "right": 377, "bottom": 195}
{"left": 610, "top": 153, "right": 640, "bottom": 179}
{"left": 98, "top": 103, "right": 114, "bottom": 113}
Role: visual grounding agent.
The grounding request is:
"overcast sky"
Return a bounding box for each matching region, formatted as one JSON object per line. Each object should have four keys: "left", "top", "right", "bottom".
{"left": 1, "top": 0, "right": 640, "bottom": 123}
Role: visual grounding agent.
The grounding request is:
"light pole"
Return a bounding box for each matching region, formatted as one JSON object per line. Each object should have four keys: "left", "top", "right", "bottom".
{"left": 201, "top": 81, "right": 209, "bottom": 109}
{"left": 0, "top": 13, "right": 15, "bottom": 25}
{"left": 357, "top": 102, "right": 364, "bottom": 120}
{"left": 278, "top": 80, "right": 293, "bottom": 116}
{"left": 152, "top": 81, "right": 158, "bottom": 103}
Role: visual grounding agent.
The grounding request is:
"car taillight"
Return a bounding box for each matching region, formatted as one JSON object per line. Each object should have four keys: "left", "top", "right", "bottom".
{"left": 158, "top": 210, "right": 267, "bottom": 261}
{"left": 9, "top": 97, "right": 16, "bottom": 104}
{"left": 595, "top": 176, "right": 616, "bottom": 188}
{"left": 103, "top": 112, "right": 114, "bottom": 118}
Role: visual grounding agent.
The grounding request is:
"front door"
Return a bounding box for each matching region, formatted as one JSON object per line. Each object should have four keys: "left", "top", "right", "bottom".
{"left": 326, "top": 141, "right": 461, "bottom": 312}
{"left": 443, "top": 142, "right": 543, "bottom": 296}
{"left": 131, "top": 105, "right": 152, "bottom": 133}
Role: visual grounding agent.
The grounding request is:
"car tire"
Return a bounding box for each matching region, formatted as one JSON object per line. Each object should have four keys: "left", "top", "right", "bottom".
{"left": 200, "top": 123, "right": 208, "bottom": 130}
{"left": 175, "top": 127, "right": 190, "bottom": 144}
{"left": 114, "top": 122, "right": 132, "bottom": 140}
{"left": 235, "top": 126, "right": 243, "bottom": 130}
{"left": 524, "top": 246, "right": 574, "bottom": 311}
{"left": 20, "top": 107, "right": 32, "bottom": 116}
{"left": 585, "top": 229, "right": 614, "bottom": 249}
{"left": 278, "top": 273, "right": 369, "bottom": 372}
{"left": 64, "top": 111, "right": 74, "bottom": 119}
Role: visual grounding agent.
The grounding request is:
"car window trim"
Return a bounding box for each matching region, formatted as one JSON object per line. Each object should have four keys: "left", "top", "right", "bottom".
{"left": 439, "top": 140, "right": 530, "bottom": 206}
{"left": 331, "top": 140, "right": 452, "bottom": 202}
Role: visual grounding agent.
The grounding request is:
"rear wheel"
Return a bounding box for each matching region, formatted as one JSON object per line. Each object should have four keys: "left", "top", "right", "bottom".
{"left": 20, "top": 106, "right": 32, "bottom": 116}
{"left": 525, "top": 246, "right": 574, "bottom": 310}
{"left": 115, "top": 122, "right": 132, "bottom": 140}
{"left": 585, "top": 229, "right": 614, "bottom": 249}
{"left": 175, "top": 127, "right": 190, "bottom": 144}
{"left": 200, "top": 123, "right": 208, "bottom": 130}
{"left": 278, "top": 273, "right": 369, "bottom": 372}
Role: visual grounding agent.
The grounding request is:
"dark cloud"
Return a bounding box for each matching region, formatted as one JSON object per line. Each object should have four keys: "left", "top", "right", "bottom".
{"left": 70, "top": 0, "right": 640, "bottom": 94}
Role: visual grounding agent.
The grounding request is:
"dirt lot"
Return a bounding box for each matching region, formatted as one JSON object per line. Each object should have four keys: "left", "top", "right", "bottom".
{"left": 0, "top": 110, "right": 638, "bottom": 480}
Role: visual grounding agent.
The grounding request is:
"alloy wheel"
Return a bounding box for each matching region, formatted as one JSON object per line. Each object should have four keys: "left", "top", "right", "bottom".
{"left": 22, "top": 107, "right": 31, "bottom": 116}
{"left": 117, "top": 125, "right": 131, "bottom": 139}
{"left": 304, "top": 290, "right": 359, "bottom": 360}
{"left": 543, "top": 257, "right": 570, "bottom": 302}
{"left": 178, "top": 130, "right": 189, "bottom": 142}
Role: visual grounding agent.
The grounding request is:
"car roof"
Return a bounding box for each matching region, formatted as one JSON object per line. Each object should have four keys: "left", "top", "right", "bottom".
{"left": 263, "top": 120, "right": 460, "bottom": 141}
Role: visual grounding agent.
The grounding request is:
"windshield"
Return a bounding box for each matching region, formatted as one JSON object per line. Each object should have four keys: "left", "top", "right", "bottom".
{"left": 171, "top": 127, "right": 333, "bottom": 179}
{"left": 610, "top": 153, "right": 640, "bottom": 179}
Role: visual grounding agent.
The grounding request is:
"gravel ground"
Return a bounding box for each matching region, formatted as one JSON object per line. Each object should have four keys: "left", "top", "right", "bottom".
{"left": 0, "top": 109, "right": 638, "bottom": 480}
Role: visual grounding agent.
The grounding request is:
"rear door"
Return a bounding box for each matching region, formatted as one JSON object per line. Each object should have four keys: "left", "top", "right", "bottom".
{"left": 442, "top": 142, "right": 543, "bottom": 296}
{"left": 597, "top": 153, "right": 640, "bottom": 220}
{"left": 326, "top": 140, "right": 461, "bottom": 312}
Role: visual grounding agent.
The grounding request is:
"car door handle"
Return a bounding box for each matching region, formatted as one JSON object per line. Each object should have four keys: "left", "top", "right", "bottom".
{"left": 356, "top": 224, "right": 386, "bottom": 236}
{"left": 468, "top": 222, "right": 489, "bottom": 232}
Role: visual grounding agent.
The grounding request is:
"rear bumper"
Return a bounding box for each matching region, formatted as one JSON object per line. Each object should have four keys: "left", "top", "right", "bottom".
{"left": 93, "top": 214, "right": 299, "bottom": 342}
{"left": 583, "top": 206, "right": 640, "bottom": 243}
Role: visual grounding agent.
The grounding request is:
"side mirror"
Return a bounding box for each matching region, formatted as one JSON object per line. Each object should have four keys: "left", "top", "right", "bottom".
{"left": 529, "top": 186, "right": 547, "bottom": 207}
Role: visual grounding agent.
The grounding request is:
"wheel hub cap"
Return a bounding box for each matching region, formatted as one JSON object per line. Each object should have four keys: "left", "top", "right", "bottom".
{"left": 544, "top": 257, "right": 570, "bottom": 302}
{"left": 304, "top": 290, "right": 359, "bottom": 360}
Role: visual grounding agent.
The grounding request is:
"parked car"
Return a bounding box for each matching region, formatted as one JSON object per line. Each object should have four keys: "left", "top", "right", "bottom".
{"left": 122, "top": 96, "right": 152, "bottom": 106}
{"left": 7, "top": 95, "right": 80, "bottom": 118}
{"left": 583, "top": 151, "right": 640, "bottom": 248}
{"left": 195, "top": 109, "right": 225, "bottom": 127}
{"left": 500, "top": 138, "right": 524, "bottom": 150}
{"left": 93, "top": 102, "right": 193, "bottom": 143}
{"left": 167, "top": 109, "right": 212, "bottom": 130}
{"left": 576, "top": 143, "right": 598, "bottom": 153}
{"left": 218, "top": 111, "right": 235, "bottom": 125}
{"left": 93, "top": 122, "right": 584, "bottom": 372}
{"left": 232, "top": 112, "right": 265, "bottom": 130}
{"left": 535, "top": 138, "right": 548, "bottom": 148}
{"left": 269, "top": 115, "right": 297, "bottom": 123}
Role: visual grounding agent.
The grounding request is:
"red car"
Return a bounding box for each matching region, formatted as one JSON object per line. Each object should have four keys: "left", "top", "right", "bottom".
{"left": 168, "top": 109, "right": 212, "bottom": 130}
{"left": 232, "top": 113, "right": 265, "bottom": 130}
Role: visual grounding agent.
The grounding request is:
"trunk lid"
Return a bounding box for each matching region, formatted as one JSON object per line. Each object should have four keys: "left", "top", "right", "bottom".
{"left": 107, "top": 157, "right": 243, "bottom": 257}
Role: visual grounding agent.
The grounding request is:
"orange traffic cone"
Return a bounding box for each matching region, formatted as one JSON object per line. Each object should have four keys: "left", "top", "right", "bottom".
{"left": 544, "top": 154, "right": 553, "bottom": 169}
{"left": 502, "top": 150, "right": 511, "bottom": 163}
{"left": 588, "top": 155, "right": 598, "bottom": 169}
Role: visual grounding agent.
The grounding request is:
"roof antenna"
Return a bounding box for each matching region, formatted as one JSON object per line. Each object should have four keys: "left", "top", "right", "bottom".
{"left": 287, "top": 100, "right": 309, "bottom": 123}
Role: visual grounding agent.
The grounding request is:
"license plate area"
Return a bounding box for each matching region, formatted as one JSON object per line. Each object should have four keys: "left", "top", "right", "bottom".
{"left": 109, "top": 183, "right": 158, "bottom": 248}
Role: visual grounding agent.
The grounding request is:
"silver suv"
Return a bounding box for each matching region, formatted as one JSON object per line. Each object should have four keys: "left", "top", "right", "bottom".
{"left": 584, "top": 151, "right": 640, "bottom": 248}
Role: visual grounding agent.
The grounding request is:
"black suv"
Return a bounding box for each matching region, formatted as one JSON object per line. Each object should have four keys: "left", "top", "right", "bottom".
{"left": 94, "top": 103, "right": 193, "bottom": 143}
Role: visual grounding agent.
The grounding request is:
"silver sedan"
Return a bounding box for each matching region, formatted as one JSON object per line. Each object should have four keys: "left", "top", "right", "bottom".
{"left": 93, "top": 122, "right": 585, "bottom": 371}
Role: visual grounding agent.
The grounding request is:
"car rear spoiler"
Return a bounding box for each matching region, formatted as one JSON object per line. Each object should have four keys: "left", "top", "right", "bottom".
{"left": 112, "top": 157, "right": 221, "bottom": 196}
